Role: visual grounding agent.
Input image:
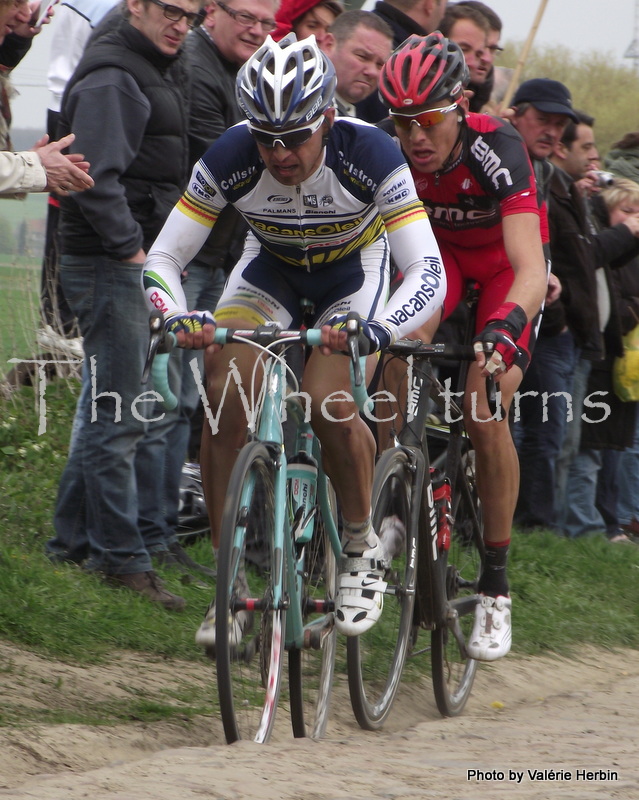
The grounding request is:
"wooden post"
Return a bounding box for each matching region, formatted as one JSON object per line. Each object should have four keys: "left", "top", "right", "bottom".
{"left": 501, "top": 0, "right": 550, "bottom": 109}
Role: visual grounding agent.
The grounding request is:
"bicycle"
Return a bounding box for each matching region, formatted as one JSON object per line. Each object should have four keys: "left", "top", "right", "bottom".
{"left": 144, "top": 309, "right": 372, "bottom": 744}
{"left": 347, "top": 286, "right": 493, "bottom": 727}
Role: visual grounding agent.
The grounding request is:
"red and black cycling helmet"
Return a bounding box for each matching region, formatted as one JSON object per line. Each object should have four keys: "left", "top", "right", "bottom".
{"left": 379, "top": 32, "right": 469, "bottom": 109}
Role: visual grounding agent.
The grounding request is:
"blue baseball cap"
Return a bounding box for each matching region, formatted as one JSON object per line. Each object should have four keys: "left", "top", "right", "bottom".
{"left": 512, "top": 78, "right": 579, "bottom": 123}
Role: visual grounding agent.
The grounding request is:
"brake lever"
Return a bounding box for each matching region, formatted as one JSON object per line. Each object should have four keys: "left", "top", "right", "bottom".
{"left": 485, "top": 375, "right": 498, "bottom": 417}
{"left": 141, "top": 310, "right": 174, "bottom": 385}
{"left": 345, "top": 312, "right": 363, "bottom": 387}
{"left": 481, "top": 341, "right": 502, "bottom": 420}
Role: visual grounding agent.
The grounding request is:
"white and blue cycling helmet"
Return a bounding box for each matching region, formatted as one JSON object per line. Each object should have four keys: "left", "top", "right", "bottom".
{"left": 236, "top": 34, "right": 336, "bottom": 130}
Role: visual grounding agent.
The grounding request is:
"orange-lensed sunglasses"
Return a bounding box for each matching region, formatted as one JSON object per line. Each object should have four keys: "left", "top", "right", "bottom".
{"left": 390, "top": 102, "right": 459, "bottom": 130}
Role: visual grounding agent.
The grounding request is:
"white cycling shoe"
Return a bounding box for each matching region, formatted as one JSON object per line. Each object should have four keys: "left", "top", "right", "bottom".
{"left": 335, "top": 533, "right": 388, "bottom": 637}
{"left": 195, "top": 572, "right": 251, "bottom": 654}
{"left": 467, "top": 594, "right": 512, "bottom": 661}
{"left": 195, "top": 603, "right": 252, "bottom": 653}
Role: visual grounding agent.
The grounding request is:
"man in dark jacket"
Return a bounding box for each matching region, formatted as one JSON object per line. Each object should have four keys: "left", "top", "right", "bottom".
{"left": 158, "top": 0, "right": 279, "bottom": 555}
{"left": 548, "top": 116, "right": 639, "bottom": 537}
{"left": 184, "top": 0, "right": 278, "bottom": 274}
{"left": 511, "top": 88, "right": 639, "bottom": 531}
{"left": 355, "top": 0, "right": 447, "bottom": 122}
{"left": 46, "top": 0, "right": 205, "bottom": 609}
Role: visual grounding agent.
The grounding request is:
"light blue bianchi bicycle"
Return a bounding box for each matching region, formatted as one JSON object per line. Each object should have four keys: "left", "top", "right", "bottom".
{"left": 151, "top": 313, "right": 372, "bottom": 744}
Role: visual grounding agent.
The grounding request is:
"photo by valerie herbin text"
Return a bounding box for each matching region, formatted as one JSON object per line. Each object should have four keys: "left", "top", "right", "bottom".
{"left": 467, "top": 768, "right": 619, "bottom": 783}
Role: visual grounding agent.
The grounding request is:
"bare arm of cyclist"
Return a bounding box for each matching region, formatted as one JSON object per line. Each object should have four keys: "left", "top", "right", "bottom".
{"left": 473, "top": 212, "right": 548, "bottom": 376}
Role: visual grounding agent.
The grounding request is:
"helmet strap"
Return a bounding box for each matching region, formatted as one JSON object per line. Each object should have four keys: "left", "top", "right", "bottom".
{"left": 321, "top": 118, "right": 332, "bottom": 148}
{"left": 440, "top": 118, "right": 465, "bottom": 174}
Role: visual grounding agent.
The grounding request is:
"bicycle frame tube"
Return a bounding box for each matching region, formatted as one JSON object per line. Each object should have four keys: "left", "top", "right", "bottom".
{"left": 399, "top": 356, "right": 437, "bottom": 449}
{"left": 251, "top": 354, "right": 338, "bottom": 650}
{"left": 254, "top": 358, "right": 288, "bottom": 612}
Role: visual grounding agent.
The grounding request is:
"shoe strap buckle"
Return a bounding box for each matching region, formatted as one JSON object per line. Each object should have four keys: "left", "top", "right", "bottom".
{"left": 340, "top": 555, "right": 378, "bottom": 573}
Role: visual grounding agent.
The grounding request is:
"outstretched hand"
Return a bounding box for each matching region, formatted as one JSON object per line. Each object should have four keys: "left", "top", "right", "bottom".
{"left": 32, "top": 133, "right": 94, "bottom": 195}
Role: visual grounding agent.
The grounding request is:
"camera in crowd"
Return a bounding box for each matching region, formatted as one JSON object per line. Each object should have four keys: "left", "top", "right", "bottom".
{"left": 593, "top": 170, "right": 616, "bottom": 188}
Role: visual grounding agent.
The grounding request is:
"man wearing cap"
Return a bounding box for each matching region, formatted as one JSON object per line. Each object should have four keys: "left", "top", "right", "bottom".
{"left": 510, "top": 78, "right": 580, "bottom": 162}
{"left": 508, "top": 78, "right": 580, "bottom": 531}
{"left": 510, "top": 79, "right": 639, "bottom": 533}
{"left": 273, "top": 0, "right": 344, "bottom": 47}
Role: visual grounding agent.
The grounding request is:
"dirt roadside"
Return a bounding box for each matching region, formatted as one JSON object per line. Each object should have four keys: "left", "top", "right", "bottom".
{"left": 0, "top": 641, "right": 637, "bottom": 799}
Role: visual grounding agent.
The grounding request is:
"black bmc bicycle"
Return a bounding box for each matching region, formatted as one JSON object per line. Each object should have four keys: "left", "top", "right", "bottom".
{"left": 347, "top": 286, "right": 492, "bottom": 726}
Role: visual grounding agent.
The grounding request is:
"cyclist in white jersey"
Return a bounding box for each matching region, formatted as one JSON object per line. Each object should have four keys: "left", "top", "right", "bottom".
{"left": 143, "top": 33, "right": 446, "bottom": 647}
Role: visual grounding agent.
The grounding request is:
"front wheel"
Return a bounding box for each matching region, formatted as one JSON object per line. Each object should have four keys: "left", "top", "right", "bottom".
{"left": 215, "top": 442, "right": 285, "bottom": 743}
{"left": 346, "top": 447, "right": 417, "bottom": 730}
{"left": 430, "top": 446, "right": 484, "bottom": 716}
{"left": 288, "top": 479, "right": 338, "bottom": 739}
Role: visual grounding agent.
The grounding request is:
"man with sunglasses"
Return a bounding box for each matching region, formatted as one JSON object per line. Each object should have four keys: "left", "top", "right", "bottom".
{"left": 153, "top": 0, "right": 279, "bottom": 575}
{"left": 47, "top": 0, "right": 206, "bottom": 609}
{"left": 143, "top": 33, "right": 447, "bottom": 648}
{"left": 377, "top": 33, "right": 548, "bottom": 662}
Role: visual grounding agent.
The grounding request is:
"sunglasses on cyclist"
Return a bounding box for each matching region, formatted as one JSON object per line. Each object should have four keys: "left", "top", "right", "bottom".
{"left": 250, "top": 115, "right": 325, "bottom": 149}
{"left": 390, "top": 102, "right": 459, "bottom": 131}
{"left": 148, "top": 0, "right": 205, "bottom": 28}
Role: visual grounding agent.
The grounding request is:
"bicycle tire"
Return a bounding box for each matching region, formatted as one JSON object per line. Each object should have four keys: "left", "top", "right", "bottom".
{"left": 430, "top": 445, "right": 484, "bottom": 716}
{"left": 215, "top": 441, "right": 285, "bottom": 743}
{"left": 288, "top": 480, "right": 338, "bottom": 739}
{"left": 346, "top": 447, "right": 417, "bottom": 730}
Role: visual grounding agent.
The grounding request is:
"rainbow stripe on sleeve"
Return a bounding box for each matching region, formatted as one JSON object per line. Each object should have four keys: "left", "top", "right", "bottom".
{"left": 382, "top": 200, "right": 429, "bottom": 234}
{"left": 177, "top": 191, "right": 219, "bottom": 227}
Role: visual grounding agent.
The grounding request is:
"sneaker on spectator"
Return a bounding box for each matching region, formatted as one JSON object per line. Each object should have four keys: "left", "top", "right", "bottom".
{"left": 467, "top": 594, "right": 511, "bottom": 661}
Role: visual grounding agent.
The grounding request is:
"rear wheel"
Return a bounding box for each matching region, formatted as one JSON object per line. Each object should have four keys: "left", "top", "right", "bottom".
{"left": 215, "top": 442, "right": 285, "bottom": 743}
{"left": 288, "top": 480, "right": 338, "bottom": 739}
{"left": 346, "top": 448, "right": 417, "bottom": 730}
{"left": 430, "top": 445, "right": 484, "bottom": 716}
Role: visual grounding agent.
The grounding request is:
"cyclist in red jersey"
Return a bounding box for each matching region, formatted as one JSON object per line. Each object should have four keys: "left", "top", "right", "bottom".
{"left": 378, "top": 33, "right": 548, "bottom": 661}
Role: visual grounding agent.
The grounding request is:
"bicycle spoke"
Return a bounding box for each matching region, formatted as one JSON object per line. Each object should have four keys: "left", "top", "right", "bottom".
{"left": 347, "top": 448, "right": 417, "bottom": 730}
{"left": 431, "top": 446, "right": 483, "bottom": 716}
{"left": 288, "top": 498, "right": 338, "bottom": 739}
{"left": 216, "top": 443, "right": 285, "bottom": 743}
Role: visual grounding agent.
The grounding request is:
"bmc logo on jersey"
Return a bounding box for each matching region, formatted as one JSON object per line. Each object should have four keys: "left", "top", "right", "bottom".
{"left": 386, "top": 188, "right": 411, "bottom": 204}
{"left": 470, "top": 135, "right": 513, "bottom": 190}
{"left": 267, "top": 194, "right": 293, "bottom": 204}
{"left": 191, "top": 183, "right": 213, "bottom": 201}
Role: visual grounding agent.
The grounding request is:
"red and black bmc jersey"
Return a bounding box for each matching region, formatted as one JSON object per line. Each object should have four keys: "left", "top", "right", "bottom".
{"left": 380, "top": 113, "right": 545, "bottom": 367}
{"left": 380, "top": 112, "right": 546, "bottom": 248}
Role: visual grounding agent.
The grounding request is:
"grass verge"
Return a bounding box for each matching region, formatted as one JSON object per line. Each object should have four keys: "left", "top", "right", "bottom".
{"left": 1, "top": 379, "right": 638, "bottom": 727}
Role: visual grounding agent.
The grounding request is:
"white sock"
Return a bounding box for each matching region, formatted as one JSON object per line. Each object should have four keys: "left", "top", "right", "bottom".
{"left": 342, "top": 514, "right": 374, "bottom": 553}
